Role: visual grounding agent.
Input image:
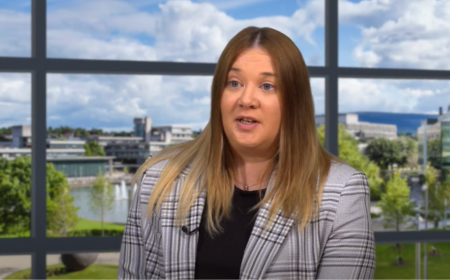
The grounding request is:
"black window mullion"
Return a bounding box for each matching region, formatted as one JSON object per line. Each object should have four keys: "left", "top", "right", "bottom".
{"left": 31, "top": 0, "right": 48, "bottom": 279}
{"left": 324, "top": 0, "right": 339, "bottom": 156}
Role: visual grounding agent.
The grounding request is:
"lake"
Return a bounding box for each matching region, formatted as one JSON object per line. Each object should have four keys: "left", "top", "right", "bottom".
{"left": 70, "top": 182, "right": 135, "bottom": 224}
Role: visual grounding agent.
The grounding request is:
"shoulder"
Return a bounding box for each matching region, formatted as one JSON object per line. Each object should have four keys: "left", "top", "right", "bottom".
{"left": 322, "top": 161, "right": 370, "bottom": 201}
{"left": 321, "top": 161, "right": 370, "bottom": 212}
{"left": 138, "top": 153, "right": 191, "bottom": 197}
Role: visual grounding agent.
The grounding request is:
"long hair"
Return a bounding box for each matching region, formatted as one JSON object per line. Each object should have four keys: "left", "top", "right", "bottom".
{"left": 132, "top": 26, "right": 335, "bottom": 234}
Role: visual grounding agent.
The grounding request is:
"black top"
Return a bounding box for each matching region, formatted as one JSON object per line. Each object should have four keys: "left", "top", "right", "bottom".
{"left": 195, "top": 186, "right": 266, "bottom": 279}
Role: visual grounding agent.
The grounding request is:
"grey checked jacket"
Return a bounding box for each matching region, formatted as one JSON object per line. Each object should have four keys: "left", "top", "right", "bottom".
{"left": 118, "top": 159, "right": 375, "bottom": 279}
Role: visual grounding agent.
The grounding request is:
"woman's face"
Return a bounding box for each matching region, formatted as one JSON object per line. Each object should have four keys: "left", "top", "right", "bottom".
{"left": 220, "top": 47, "right": 282, "bottom": 157}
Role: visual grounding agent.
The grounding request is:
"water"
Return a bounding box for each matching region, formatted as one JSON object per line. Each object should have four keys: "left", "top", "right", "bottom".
{"left": 70, "top": 183, "right": 135, "bottom": 224}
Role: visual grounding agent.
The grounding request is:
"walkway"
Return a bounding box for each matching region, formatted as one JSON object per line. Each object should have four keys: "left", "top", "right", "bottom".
{"left": 0, "top": 252, "right": 121, "bottom": 279}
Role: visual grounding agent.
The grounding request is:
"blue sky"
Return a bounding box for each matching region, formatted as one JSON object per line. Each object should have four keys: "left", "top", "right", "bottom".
{"left": 1, "top": 0, "right": 450, "bottom": 131}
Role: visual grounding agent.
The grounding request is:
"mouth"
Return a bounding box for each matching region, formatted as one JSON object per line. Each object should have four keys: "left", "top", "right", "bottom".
{"left": 236, "top": 117, "right": 259, "bottom": 125}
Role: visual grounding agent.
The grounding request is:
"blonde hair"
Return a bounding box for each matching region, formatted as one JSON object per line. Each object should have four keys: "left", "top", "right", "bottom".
{"left": 132, "top": 27, "right": 335, "bottom": 234}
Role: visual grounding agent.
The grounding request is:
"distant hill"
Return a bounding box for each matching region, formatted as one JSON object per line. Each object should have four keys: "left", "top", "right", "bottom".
{"left": 352, "top": 112, "right": 439, "bottom": 135}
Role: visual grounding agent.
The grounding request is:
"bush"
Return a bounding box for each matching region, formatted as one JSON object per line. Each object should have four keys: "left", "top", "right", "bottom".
{"left": 68, "top": 229, "right": 124, "bottom": 237}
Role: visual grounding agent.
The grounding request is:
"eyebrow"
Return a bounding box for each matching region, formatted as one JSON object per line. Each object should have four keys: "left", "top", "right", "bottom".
{"left": 230, "top": 67, "right": 276, "bottom": 77}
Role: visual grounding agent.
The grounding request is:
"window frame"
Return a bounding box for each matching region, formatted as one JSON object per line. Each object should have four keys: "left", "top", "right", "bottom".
{"left": 0, "top": 0, "right": 450, "bottom": 278}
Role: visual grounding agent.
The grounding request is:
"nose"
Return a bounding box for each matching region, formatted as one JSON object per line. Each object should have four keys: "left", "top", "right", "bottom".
{"left": 238, "top": 84, "right": 258, "bottom": 109}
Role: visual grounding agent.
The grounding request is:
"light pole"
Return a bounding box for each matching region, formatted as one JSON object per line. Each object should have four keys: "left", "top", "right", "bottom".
{"left": 423, "top": 123, "right": 429, "bottom": 280}
{"left": 422, "top": 183, "right": 428, "bottom": 280}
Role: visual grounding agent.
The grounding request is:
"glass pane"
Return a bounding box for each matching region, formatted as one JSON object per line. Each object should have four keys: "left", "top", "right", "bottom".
{"left": 46, "top": 74, "right": 212, "bottom": 236}
{"left": 0, "top": 254, "right": 31, "bottom": 279}
{"left": 47, "top": 0, "right": 324, "bottom": 65}
{"left": 0, "top": 73, "right": 32, "bottom": 238}
{"left": 339, "top": 0, "right": 450, "bottom": 70}
{"left": 0, "top": 0, "right": 31, "bottom": 57}
{"left": 44, "top": 253, "right": 119, "bottom": 279}
{"left": 339, "top": 78, "right": 450, "bottom": 232}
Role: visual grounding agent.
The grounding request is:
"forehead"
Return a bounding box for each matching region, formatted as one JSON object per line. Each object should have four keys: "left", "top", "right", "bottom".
{"left": 233, "top": 48, "right": 273, "bottom": 65}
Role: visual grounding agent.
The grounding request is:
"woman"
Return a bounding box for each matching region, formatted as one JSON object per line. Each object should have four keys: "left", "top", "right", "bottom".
{"left": 118, "top": 26, "right": 375, "bottom": 279}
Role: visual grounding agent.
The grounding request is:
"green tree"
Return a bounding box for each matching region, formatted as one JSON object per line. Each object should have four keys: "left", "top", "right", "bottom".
{"left": 84, "top": 141, "right": 106, "bottom": 157}
{"left": 366, "top": 138, "right": 403, "bottom": 170}
{"left": 0, "top": 157, "right": 79, "bottom": 235}
{"left": 317, "top": 124, "right": 383, "bottom": 199}
{"left": 377, "top": 172, "right": 413, "bottom": 259}
{"left": 89, "top": 173, "right": 115, "bottom": 236}
{"left": 424, "top": 164, "right": 449, "bottom": 228}
{"left": 395, "top": 136, "right": 418, "bottom": 168}
{"left": 377, "top": 172, "right": 413, "bottom": 231}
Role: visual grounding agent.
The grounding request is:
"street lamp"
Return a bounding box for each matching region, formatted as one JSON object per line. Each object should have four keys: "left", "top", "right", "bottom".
{"left": 422, "top": 183, "right": 428, "bottom": 279}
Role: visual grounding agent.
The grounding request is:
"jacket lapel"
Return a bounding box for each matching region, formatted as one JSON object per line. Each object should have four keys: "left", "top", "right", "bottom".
{"left": 240, "top": 174, "right": 296, "bottom": 279}
{"left": 160, "top": 175, "right": 206, "bottom": 280}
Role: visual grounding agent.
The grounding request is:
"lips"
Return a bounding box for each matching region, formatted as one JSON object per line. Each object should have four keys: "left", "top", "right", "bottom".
{"left": 236, "top": 115, "right": 259, "bottom": 124}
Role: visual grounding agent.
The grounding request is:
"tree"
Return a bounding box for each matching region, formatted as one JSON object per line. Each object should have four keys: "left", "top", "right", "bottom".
{"left": 377, "top": 172, "right": 413, "bottom": 231}
{"left": 317, "top": 124, "right": 383, "bottom": 199}
{"left": 89, "top": 173, "right": 115, "bottom": 236}
{"left": 366, "top": 138, "right": 403, "bottom": 170}
{"left": 84, "top": 141, "right": 106, "bottom": 157}
{"left": 424, "top": 164, "right": 448, "bottom": 228}
{"left": 395, "top": 136, "right": 418, "bottom": 169}
{"left": 0, "top": 157, "right": 79, "bottom": 235}
{"left": 377, "top": 172, "right": 413, "bottom": 259}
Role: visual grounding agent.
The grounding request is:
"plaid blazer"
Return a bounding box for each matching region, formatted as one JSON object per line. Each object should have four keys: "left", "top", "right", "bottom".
{"left": 118, "top": 159, "right": 375, "bottom": 279}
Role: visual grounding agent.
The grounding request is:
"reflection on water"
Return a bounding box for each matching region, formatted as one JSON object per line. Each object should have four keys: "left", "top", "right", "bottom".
{"left": 70, "top": 185, "right": 132, "bottom": 224}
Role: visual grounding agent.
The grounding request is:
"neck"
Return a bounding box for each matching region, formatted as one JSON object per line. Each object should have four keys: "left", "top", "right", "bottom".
{"left": 232, "top": 150, "right": 275, "bottom": 190}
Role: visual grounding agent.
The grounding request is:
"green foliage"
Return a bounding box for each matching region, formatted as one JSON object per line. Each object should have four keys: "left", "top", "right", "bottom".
{"left": 67, "top": 228, "right": 124, "bottom": 237}
{"left": 89, "top": 174, "right": 115, "bottom": 236}
{"left": 47, "top": 126, "right": 132, "bottom": 139}
{"left": 366, "top": 138, "right": 403, "bottom": 170}
{"left": 395, "top": 136, "right": 418, "bottom": 168}
{"left": 317, "top": 124, "right": 383, "bottom": 199}
{"left": 84, "top": 141, "right": 106, "bottom": 157}
{"left": 424, "top": 164, "right": 449, "bottom": 228}
{"left": 377, "top": 172, "right": 413, "bottom": 232}
{"left": 428, "top": 138, "right": 442, "bottom": 170}
{"left": 0, "top": 157, "right": 79, "bottom": 235}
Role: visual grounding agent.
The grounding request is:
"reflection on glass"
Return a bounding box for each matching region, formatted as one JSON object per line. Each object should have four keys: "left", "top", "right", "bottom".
{"left": 47, "top": 0, "right": 325, "bottom": 65}
{"left": 339, "top": 0, "right": 450, "bottom": 70}
{"left": 0, "top": 0, "right": 31, "bottom": 57}
{"left": 0, "top": 255, "right": 31, "bottom": 279}
{"left": 0, "top": 73, "right": 31, "bottom": 239}
{"left": 338, "top": 78, "right": 450, "bottom": 232}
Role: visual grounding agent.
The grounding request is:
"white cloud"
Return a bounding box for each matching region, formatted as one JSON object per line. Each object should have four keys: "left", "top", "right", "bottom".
{"left": 42, "top": 0, "right": 325, "bottom": 62}
{"left": 339, "top": 79, "right": 450, "bottom": 114}
{"left": 0, "top": 8, "right": 31, "bottom": 57}
{"left": 340, "top": 0, "right": 450, "bottom": 69}
{"left": 0, "top": 74, "right": 31, "bottom": 127}
{"left": 3, "top": 0, "right": 450, "bottom": 131}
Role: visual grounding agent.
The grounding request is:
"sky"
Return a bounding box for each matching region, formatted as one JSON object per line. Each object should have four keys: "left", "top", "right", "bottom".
{"left": 0, "top": 0, "right": 450, "bottom": 131}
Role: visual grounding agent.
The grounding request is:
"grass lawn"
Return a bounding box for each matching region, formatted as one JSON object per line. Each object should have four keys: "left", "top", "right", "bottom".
{"left": 375, "top": 242, "right": 450, "bottom": 279}
{"left": 74, "top": 219, "right": 125, "bottom": 231}
{"left": 5, "top": 264, "right": 118, "bottom": 279}
{"left": 0, "top": 219, "right": 125, "bottom": 238}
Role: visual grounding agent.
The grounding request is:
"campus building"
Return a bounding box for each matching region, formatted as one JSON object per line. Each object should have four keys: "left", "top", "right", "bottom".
{"left": 315, "top": 113, "right": 398, "bottom": 142}
{"left": 417, "top": 105, "right": 450, "bottom": 181}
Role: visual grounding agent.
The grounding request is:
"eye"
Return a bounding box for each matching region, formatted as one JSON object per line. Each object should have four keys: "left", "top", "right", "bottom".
{"left": 229, "top": 80, "right": 240, "bottom": 88}
{"left": 262, "top": 83, "right": 274, "bottom": 91}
